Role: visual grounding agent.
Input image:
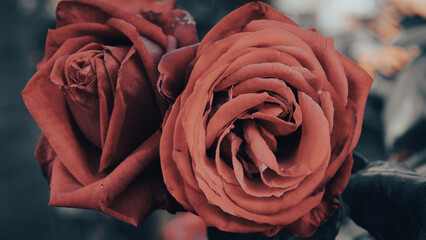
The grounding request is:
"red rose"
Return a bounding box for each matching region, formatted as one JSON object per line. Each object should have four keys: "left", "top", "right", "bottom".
{"left": 22, "top": 0, "right": 197, "bottom": 225}
{"left": 159, "top": 2, "right": 372, "bottom": 237}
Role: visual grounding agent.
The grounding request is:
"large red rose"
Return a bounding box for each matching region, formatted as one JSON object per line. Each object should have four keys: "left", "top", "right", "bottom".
{"left": 159, "top": 2, "right": 372, "bottom": 237}
{"left": 22, "top": 0, "right": 197, "bottom": 225}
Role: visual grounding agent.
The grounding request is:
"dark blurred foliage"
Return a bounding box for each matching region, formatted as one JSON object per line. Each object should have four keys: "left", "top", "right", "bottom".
{"left": 342, "top": 160, "right": 426, "bottom": 240}
{"left": 0, "top": 0, "right": 54, "bottom": 239}
{"left": 384, "top": 24, "right": 426, "bottom": 155}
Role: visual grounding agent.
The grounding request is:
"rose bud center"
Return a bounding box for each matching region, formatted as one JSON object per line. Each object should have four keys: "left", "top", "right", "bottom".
{"left": 69, "top": 57, "right": 98, "bottom": 86}
{"left": 50, "top": 47, "right": 112, "bottom": 149}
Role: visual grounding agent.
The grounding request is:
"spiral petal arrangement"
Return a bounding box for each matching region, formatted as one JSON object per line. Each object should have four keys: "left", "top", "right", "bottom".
{"left": 159, "top": 2, "right": 372, "bottom": 237}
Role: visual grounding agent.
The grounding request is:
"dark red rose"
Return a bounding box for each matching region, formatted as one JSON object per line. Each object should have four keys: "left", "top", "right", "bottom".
{"left": 22, "top": 0, "right": 197, "bottom": 225}
{"left": 159, "top": 2, "right": 372, "bottom": 237}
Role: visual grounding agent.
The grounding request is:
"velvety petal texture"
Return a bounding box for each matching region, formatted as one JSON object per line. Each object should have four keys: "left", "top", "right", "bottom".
{"left": 159, "top": 2, "right": 372, "bottom": 237}
{"left": 22, "top": 0, "right": 198, "bottom": 226}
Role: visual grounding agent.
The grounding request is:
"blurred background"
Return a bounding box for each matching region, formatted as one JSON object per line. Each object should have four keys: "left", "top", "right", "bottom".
{"left": 1, "top": 0, "right": 425, "bottom": 239}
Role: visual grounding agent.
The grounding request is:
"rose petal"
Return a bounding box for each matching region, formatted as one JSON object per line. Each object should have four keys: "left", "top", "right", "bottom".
{"left": 23, "top": 43, "right": 102, "bottom": 185}
{"left": 160, "top": 97, "right": 194, "bottom": 211}
{"left": 199, "top": 2, "right": 298, "bottom": 53}
{"left": 100, "top": 46, "right": 161, "bottom": 172}
{"left": 214, "top": 124, "right": 240, "bottom": 185}
{"left": 158, "top": 44, "right": 199, "bottom": 102}
{"left": 48, "top": 131, "right": 166, "bottom": 226}
{"left": 243, "top": 20, "right": 349, "bottom": 105}
{"left": 227, "top": 131, "right": 288, "bottom": 198}
{"left": 42, "top": 23, "right": 123, "bottom": 65}
{"left": 57, "top": 0, "right": 168, "bottom": 47}
{"left": 258, "top": 126, "right": 277, "bottom": 152}
{"left": 103, "top": 45, "right": 129, "bottom": 90}
{"left": 274, "top": 92, "right": 331, "bottom": 176}
{"left": 249, "top": 111, "right": 299, "bottom": 136}
{"left": 192, "top": 157, "right": 325, "bottom": 226}
{"left": 205, "top": 92, "right": 285, "bottom": 148}
{"left": 106, "top": 17, "right": 167, "bottom": 115}
{"left": 143, "top": 9, "right": 199, "bottom": 47}
{"left": 339, "top": 53, "right": 373, "bottom": 150}
{"left": 319, "top": 101, "right": 356, "bottom": 188}
{"left": 318, "top": 91, "right": 334, "bottom": 133}
{"left": 216, "top": 63, "right": 318, "bottom": 103}
{"left": 184, "top": 183, "right": 277, "bottom": 234}
{"left": 50, "top": 49, "right": 104, "bottom": 148}
{"left": 35, "top": 134, "right": 56, "bottom": 185}
{"left": 284, "top": 154, "right": 353, "bottom": 238}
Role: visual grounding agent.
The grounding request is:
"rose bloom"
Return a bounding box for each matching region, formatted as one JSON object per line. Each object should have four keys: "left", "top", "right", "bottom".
{"left": 22, "top": 0, "right": 197, "bottom": 225}
{"left": 159, "top": 2, "right": 372, "bottom": 237}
